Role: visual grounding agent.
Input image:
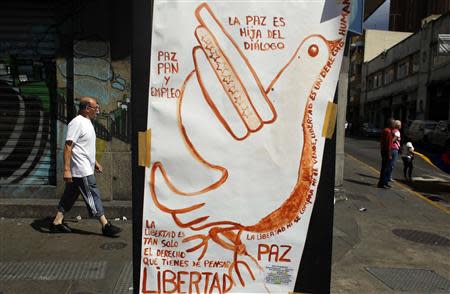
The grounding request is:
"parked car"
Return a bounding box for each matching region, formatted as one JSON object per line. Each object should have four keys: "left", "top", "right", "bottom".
{"left": 406, "top": 120, "right": 438, "bottom": 144}
{"left": 429, "top": 120, "right": 450, "bottom": 148}
{"left": 361, "top": 122, "right": 381, "bottom": 138}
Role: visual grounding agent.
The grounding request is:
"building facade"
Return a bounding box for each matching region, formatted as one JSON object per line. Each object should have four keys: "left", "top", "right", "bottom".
{"left": 347, "top": 29, "right": 412, "bottom": 129}
{"left": 360, "top": 13, "right": 450, "bottom": 128}
{"left": 347, "top": 36, "right": 364, "bottom": 131}
{"left": 390, "top": 0, "right": 450, "bottom": 32}
{"left": 0, "top": 0, "right": 132, "bottom": 208}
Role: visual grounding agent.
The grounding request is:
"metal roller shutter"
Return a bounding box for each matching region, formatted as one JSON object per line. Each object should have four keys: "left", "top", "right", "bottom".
{"left": 0, "top": 0, "right": 57, "bottom": 185}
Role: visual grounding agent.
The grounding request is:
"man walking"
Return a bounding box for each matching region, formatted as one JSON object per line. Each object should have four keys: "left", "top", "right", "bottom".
{"left": 50, "top": 96, "right": 122, "bottom": 237}
{"left": 377, "top": 118, "right": 394, "bottom": 189}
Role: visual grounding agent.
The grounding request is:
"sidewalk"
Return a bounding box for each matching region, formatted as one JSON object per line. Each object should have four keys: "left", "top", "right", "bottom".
{"left": 331, "top": 153, "right": 450, "bottom": 293}
{"left": 344, "top": 136, "right": 450, "bottom": 209}
{"left": 1, "top": 152, "right": 449, "bottom": 293}
{"left": 0, "top": 199, "right": 132, "bottom": 219}
{"left": 0, "top": 218, "right": 132, "bottom": 294}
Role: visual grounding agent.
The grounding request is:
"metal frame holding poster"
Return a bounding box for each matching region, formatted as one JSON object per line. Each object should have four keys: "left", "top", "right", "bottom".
{"left": 139, "top": 0, "right": 350, "bottom": 293}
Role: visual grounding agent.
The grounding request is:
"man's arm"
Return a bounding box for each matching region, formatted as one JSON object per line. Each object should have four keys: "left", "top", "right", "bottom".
{"left": 63, "top": 141, "right": 74, "bottom": 182}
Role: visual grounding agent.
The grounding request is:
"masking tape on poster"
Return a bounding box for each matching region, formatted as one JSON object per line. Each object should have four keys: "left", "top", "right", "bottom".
{"left": 138, "top": 129, "right": 151, "bottom": 167}
{"left": 322, "top": 102, "right": 337, "bottom": 139}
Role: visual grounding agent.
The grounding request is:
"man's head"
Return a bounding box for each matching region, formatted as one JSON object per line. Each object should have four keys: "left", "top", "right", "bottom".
{"left": 78, "top": 97, "right": 100, "bottom": 120}
{"left": 386, "top": 118, "right": 395, "bottom": 129}
{"left": 394, "top": 120, "right": 402, "bottom": 129}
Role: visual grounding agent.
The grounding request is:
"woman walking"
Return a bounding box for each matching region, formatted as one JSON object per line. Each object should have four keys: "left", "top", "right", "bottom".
{"left": 388, "top": 120, "right": 401, "bottom": 182}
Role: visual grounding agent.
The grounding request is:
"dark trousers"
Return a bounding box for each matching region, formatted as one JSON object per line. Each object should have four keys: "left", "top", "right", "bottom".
{"left": 388, "top": 149, "right": 399, "bottom": 181}
{"left": 402, "top": 157, "right": 414, "bottom": 179}
{"left": 378, "top": 152, "right": 390, "bottom": 186}
{"left": 58, "top": 175, "right": 105, "bottom": 218}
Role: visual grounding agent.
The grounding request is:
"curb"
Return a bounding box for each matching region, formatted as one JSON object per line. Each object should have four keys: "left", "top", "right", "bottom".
{"left": 0, "top": 199, "right": 132, "bottom": 219}
{"left": 413, "top": 150, "right": 449, "bottom": 175}
{"left": 334, "top": 187, "right": 348, "bottom": 204}
{"left": 346, "top": 153, "right": 450, "bottom": 215}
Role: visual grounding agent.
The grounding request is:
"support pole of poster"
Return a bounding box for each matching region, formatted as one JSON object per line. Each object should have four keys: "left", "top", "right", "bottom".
{"left": 131, "top": 0, "right": 153, "bottom": 292}
{"left": 335, "top": 54, "right": 350, "bottom": 187}
{"left": 295, "top": 36, "right": 351, "bottom": 293}
{"left": 293, "top": 91, "right": 337, "bottom": 293}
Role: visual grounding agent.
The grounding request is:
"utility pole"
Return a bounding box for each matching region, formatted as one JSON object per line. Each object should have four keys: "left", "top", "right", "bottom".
{"left": 335, "top": 52, "right": 350, "bottom": 189}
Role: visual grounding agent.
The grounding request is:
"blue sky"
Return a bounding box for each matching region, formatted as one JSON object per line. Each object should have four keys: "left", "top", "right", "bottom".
{"left": 364, "top": 0, "right": 390, "bottom": 30}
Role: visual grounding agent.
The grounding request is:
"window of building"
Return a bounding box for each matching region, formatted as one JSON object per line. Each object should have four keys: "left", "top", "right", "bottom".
{"left": 412, "top": 53, "right": 419, "bottom": 73}
{"left": 433, "top": 44, "right": 450, "bottom": 67}
{"left": 369, "top": 71, "right": 383, "bottom": 89}
{"left": 368, "top": 75, "right": 375, "bottom": 89}
{"left": 376, "top": 71, "right": 383, "bottom": 87}
{"left": 384, "top": 66, "right": 395, "bottom": 84}
{"left": 397, "top": 59, "right": 409, "bottom": 79}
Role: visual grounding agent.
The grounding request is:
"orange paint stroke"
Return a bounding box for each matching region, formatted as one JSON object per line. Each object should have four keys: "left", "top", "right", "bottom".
{"left": 147, "top": 2, "right": 349, "bottom": 291}
{"left": 195, "top": 2, "right": 277, "bottom": 125}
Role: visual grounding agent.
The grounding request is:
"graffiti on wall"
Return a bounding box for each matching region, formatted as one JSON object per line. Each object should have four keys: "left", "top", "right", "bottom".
{"left": 0, "top": 72, "right": 55, "bottom": 185}
{"left": 0, "top": 1, "right": 132, "bottom": 193}
{"left": 56, "top": 39, "right": 131, "bottom": 143}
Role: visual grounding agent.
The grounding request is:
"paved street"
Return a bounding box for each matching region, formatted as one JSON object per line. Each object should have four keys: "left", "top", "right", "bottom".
{"left": 345, "top": 136, "right": 450, "bottom": 209}
{"left": 331, "top": 137, "right": 450, "bottom": 293}
{"left": 0, "top": 137, "right": 449, "bottom": 294}
{"left": 0, "top": 218, "right": 132, "bottom": 294}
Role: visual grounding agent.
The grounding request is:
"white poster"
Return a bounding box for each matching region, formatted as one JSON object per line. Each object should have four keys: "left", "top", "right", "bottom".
{"left": 140, "top": 1, "right": 350, "bottom": 293}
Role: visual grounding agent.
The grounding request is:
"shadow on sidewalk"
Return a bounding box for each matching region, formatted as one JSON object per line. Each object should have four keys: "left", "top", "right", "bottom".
{"left": 356, "top": 173, "right": 379, "bottom": 180}
{"left": 30, "top": 217, "right": 104, "bottom": 236}
{"left": 344, "top": 178, "right": 374, "bottom": 187}
{"left": 396, "top": 178, "right": 450, "bottom": 201}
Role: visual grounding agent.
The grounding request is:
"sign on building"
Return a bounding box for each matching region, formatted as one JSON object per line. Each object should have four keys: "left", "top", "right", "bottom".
{"left": 438, "top": 34, "right": 450, "bottom": 55}
{"left": 139, "top": 1, "right": 350, "bottom": 292}
{"left": 349, "top": 0, "right": 364, "bottom": 35}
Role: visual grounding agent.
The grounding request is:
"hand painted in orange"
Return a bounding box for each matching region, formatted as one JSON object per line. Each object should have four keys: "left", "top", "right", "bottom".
{"left": 149, "top": 2, "right": 345, "bottom": 290}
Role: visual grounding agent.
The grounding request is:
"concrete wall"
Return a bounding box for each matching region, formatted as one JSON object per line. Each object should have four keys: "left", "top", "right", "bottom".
{"left": 0, "top": 0, "right": 132, "bottom": 202}
{"left": 55, "top": 0, "right": 132, "bottom": 202}
{"left": 363, "top": 30, "right": 413, "bottom": 62}
{"left": 361, "top": 13, "right": 450, "bottom": 126}
{"left": 365, "top": 32, "right": 421, "bottom": 114}
{"left": 55, "top": 44, "right": 131, "bottom": 201}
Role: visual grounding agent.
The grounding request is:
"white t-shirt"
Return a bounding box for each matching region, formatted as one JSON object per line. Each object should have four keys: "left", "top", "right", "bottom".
{"left": 66, "top": 115, "right": 96, "bottom": 177}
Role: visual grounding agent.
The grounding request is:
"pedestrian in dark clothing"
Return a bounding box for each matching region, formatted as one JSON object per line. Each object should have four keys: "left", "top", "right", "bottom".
{"left": 378, "top": 118, "right": 395, "bottom": 188}
{"left": 402, "top": 142, "right": 414, "bottom": 181}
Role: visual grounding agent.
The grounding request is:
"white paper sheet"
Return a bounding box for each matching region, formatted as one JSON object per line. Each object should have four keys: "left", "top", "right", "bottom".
{"left": 140, "top": 1, "right": 350, "bottom": 293}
